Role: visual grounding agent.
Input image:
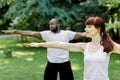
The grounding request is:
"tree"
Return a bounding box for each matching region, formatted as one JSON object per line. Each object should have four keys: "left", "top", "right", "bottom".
{"left": 0, "top": 0, "right": 109, "bottom": 31}
{"left": 99, "top": 0, "right": 120, "bottom": 41}
{"left": 71, "top": 0, "right": 109, "bottom": 32}
{"left": 1, "top": 0, "right": 120, "bottom": 42}
{"left": 0, "top": 0, "right": 87, "bottom": 31}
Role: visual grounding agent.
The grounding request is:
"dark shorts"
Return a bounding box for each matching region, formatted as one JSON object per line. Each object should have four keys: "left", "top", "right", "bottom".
{"left": 44, "top": 61, "right": 74, "bottom": 80}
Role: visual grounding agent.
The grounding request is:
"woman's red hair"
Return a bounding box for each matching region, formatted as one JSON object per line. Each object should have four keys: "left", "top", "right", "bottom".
{"left": 85, "top": 16, "right": 114, "bottom": 53}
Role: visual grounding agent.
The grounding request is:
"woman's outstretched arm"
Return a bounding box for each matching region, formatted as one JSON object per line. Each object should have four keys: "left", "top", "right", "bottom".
{"left": 25, "top": 41, "right": 86, "bottom": 52}
{"left": 110, "top": 42, "right": 120, "bottom": 54}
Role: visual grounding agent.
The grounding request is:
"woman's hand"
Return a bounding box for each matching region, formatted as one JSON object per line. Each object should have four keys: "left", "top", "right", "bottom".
{"left": 24, "top": 43, "right": 41, "bottom": 47}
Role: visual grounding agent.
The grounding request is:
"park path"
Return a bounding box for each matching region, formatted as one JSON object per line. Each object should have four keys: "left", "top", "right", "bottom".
{"left": 0, "top": 34, "right": 20, "bottom": 38}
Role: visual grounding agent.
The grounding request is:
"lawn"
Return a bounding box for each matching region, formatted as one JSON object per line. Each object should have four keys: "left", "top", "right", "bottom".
{"left": 0, "top": 36, "right": 120, "bottom": 80}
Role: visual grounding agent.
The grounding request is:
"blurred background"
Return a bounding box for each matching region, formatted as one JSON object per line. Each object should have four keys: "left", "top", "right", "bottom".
{"left": 0, "top": 0, "right": 120, "bottom": 80}
{"left": 0, "top": 0, "right": 120, "bottom": 42}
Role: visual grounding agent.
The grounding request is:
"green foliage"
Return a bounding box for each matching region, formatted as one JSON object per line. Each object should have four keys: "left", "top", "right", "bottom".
{"left": 0, "top": 0, "right": 110, "bottom": 31}
{"left": 0, "top": 0, "right": 120, "bottom": 35}
{"left": 106, "top": 21, "right": 120, "bottom": 31}
{"left": 98, "top": 0, "right": 120, "bottom": 39}
{"left": 71, "top": 0, "right": 110, "bottom": 32}
{"left": 99, "top": 0, "right": 120, "bottom": 21}
{"left": 99, "top": 0, "right": 120, "bottom": 8}
{"left": 0, "top": 0, "right": 83, "bottom": 30}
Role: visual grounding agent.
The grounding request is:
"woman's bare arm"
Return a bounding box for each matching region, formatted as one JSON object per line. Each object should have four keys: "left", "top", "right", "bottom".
{"left": 110, "top": 42, "right": 120, "bottom": 54}
{"left": 25, "top": 41, "right": 86, "bottom": 52}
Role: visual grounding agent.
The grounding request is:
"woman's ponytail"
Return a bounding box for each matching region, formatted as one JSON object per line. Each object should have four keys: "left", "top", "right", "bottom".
{"left": 100, "top": 32, "right": 114, "bottom": 53}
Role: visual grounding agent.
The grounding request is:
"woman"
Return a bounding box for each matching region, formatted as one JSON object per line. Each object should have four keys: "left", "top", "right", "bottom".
{"left": 25, "top": 16, "right": 120, "bottom": 80}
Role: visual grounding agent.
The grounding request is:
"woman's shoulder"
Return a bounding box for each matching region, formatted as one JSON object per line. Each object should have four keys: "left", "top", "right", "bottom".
{"left": 75, "top": 42, "right": 90, "bottom": 49}
{"left": 109, "top": 42, "right": 120, "bottom": 55}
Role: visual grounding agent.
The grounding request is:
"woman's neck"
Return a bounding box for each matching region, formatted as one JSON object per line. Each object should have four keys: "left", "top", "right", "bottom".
{"left": 91, "top": 33, "right": 101, "bottom": 45}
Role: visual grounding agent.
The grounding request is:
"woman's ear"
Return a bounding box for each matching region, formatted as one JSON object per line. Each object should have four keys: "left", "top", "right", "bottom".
{"left": 98, "top": 27, "right": 101, "bottom": 33}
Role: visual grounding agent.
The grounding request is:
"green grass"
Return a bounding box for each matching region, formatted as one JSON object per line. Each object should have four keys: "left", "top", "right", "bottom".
{"left": 0, "top": 36, "right": 120, "bottom": 80}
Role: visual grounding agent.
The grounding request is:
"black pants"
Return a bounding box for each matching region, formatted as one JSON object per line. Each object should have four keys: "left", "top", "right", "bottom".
{"left": 44, "top": 61, "right": 74, "bottom": 80}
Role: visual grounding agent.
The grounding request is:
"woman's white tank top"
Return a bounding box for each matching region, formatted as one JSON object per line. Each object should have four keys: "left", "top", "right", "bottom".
{"left": 84, "top": 43, "right": 110, "bottom": 80}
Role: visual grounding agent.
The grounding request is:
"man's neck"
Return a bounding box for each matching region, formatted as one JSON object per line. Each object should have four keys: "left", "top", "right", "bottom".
{"left": 52, "top": 30, "right": 60, "bottom": 33}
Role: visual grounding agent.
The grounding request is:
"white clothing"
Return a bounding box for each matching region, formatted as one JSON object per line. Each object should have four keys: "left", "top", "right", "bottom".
{"left": 40, "top": 30, "right": 76, "bottom": 63}
{"left": 84, "top": 43, "right": 110, "bottom": 80}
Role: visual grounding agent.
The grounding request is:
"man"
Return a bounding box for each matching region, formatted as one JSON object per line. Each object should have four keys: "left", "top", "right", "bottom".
{"left": 2, "top": 18, "right": 85, "bottom": 80}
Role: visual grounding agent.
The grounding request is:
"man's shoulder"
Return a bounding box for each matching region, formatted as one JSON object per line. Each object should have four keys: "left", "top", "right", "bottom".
{"left": 40, "top": 30, "right": 50, "bottom": 33}
{"left": 61, "top": 30, "right": 74, "bottom": 32}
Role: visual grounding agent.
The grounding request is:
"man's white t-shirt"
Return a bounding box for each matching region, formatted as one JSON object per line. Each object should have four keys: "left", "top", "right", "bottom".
{"left": 40, "top": 30, "right": 76, "bottom": 63}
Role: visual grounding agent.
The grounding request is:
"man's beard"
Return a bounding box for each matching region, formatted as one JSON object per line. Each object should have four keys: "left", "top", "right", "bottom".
{"left": 50, "top": 26, "right": 59, "bottom": 33}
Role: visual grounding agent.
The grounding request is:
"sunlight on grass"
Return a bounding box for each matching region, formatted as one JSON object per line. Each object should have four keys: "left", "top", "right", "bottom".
{"left": 0, "top": 45, "right": 6, "bottom": 48}
{"left": 0, "top": 59, "right": 10, "bottom": 64}
{"left": 16, "top": 44, "right": 24, "bottom": 47}
{"left": 72, "top": 64, "right": 80, "bottom": 71}
{"left": 0, "top": 59, "right": 6, "bottom": 70}
{"left": 0, "top": 66, "right": 6, "bottom": 70}
{"left": 39, "top": 64, "right": 46, "bottom": 68}
{"left": 25, "top": 57, "right": 33, "bottom": 61}
{"left": 0, "top": 51, "right": 2, "bottom": 53}
{"left": 115, "top": 60, "right": 120, "bottom": 64}
{"left": 13, "top": 51, "right": 35, "bottom": 57}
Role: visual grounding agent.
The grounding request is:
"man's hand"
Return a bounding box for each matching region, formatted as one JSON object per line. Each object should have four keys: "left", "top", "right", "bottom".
{"left": 2, "top": 30, "right": 16, "bottom": 34}
{"left": 24, "top": 43, "right": 41, "bottom": 47}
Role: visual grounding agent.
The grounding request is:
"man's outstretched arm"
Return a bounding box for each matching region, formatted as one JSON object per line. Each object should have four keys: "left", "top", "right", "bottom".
{"left": 2, "top": 30, "right": 42, "bottom": 39}
{"left": 73, "top": 32, "right": 86, "bottom": 40}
